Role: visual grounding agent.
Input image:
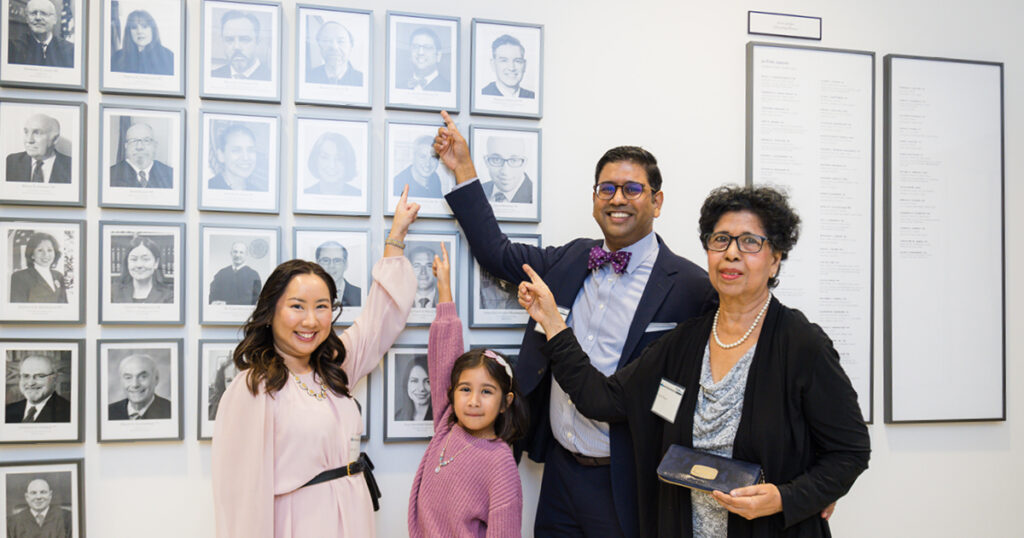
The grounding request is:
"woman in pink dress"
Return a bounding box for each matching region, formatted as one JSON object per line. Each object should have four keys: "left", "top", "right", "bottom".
{"left": 212, "top": 188, "right": 420, "bottom": 537}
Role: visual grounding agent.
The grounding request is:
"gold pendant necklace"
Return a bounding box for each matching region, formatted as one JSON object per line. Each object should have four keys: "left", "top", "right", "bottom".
{"left": 292, "top": 372, "right": 327, "bottom": 401}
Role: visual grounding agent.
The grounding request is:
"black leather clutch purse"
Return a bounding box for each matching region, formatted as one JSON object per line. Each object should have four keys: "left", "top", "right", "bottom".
{"left": 656, "top": 444, "right": 764, "bottom": 493}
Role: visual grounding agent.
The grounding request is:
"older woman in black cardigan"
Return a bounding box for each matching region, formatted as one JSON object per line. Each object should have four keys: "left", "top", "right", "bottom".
{"left": 518, "top": 185, "right": 869, "bottom": 537}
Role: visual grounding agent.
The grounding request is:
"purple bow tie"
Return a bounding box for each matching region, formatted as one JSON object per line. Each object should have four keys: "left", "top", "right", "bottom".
{"left": 587, "top": 246, "right": 631, "bottom": 274}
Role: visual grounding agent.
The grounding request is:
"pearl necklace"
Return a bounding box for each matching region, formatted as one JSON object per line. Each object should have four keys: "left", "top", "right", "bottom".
{"left": 712, "top": 294, "right": 771, "bottom": 349}
{"left": 434, "top": 430, "right": 472, "bottom": 473}
{"left": 292, "top": 372, "right": 327, "bottom": 401}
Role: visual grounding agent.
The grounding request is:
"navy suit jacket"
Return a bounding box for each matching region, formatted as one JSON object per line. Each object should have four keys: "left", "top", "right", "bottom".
{"left": 5, "top": 393, "right": 71, "bottom": 423}
{"left": 446, "top": 180, "right": 714, "bottom": 537}
{"left": 108, "top": 395, "right": 172, "bottom": 420}
{"left": 110, "top": 160, "right": 173, "bottom": 188}
{"left": 6, "top": 151, "right": 72, "bottom": 183}
{"left": 482, "top": 174, "right": 533, "bottom": 203}
{"left": 481, "top": 81, "right": 535, "bottom": 99}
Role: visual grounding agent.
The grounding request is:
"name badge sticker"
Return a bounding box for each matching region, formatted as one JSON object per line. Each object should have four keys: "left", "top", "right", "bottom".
{"left": 651, "top": 378, "right": 685, "bottom": 423}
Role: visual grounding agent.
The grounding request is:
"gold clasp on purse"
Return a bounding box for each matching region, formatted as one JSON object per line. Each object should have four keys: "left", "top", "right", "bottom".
{"left": 690, "top": 464, "right": 719, "bottom": 480}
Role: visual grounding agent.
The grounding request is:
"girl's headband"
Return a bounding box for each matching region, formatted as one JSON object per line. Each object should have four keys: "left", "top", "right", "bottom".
{"left": 482, "top": 349, "right": 513, "bottom": 380}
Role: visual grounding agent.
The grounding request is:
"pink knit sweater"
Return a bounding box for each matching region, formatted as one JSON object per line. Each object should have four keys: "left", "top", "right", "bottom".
{"left": 407, "top": 302, "right": 523, "bottom": 537}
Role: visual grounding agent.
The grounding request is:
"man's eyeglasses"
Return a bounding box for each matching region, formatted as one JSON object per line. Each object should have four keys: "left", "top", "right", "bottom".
{"left": 484, "top": 154, "right": 525, "bottom": 168}
{"left": 594, "top": 181, "right": 653, "bottom": 200}
{"left": 126, "top": 137, "right": 155, "bottom": 146}
{"left": 702, "top": 232, "right": 769, "bottom": 254}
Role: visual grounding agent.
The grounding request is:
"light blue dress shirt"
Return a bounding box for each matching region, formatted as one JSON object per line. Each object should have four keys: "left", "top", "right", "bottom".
{"left": 550, "top": 230, "right": 659, "bottom": 457}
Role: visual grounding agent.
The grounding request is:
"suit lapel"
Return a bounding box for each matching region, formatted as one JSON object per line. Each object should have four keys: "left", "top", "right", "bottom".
{"left": 617, "top": 238, "right": 678, "bottom": 369}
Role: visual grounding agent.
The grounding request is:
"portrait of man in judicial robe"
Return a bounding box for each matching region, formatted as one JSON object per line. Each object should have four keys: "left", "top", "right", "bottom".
{"left": 208, "top": 241, "right": 262, "bottom": 305}
{"left": 109, "top": 122, "right": 173, "bottom": 189}
{"left": 4, "top": 354, "right": 70, "bottom": 424}
{"left": 5, "top": 476, "right": 73, "bottom": 538}
{"left": 6, "top": 0, "right": 74, "bottom": 68}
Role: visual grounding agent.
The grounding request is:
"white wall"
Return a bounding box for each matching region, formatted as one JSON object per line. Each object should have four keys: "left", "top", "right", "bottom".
{"left": 3, "top": 0, "right": 1022, "bottom": 536}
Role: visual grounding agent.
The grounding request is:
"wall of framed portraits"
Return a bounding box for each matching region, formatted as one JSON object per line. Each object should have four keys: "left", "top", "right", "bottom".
{"left": 1, "top": 0, "right": 1023, "bottom": 537}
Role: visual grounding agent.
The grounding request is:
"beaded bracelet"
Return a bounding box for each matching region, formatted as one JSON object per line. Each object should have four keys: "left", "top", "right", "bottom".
{"left": 385, "top": 237, "right": 405, "bottom": 250}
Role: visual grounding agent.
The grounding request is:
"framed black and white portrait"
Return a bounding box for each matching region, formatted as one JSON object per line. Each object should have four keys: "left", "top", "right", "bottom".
{"left": 403, "top": 231, "right": 460, "bottom": 325}
{"left": 99, "top": 221, "right": 184, "bottom": 324}
{"left": 385, "top": 11, "right": 459, "bottom": 112}
{"left": 469, "top": 233, "right": 540, "bottom": 328}
{"left": 293, "top": 115, "right": 370, "bottom": 216}
{"left": 97, "top": 339, "right": 183, "bottom": 442}
{"left": 1, "top": 339, "right": 83, "bottom": 445}
{"left": 201, "top": 0, "right": 281, "bottom": 102}
{"left": 0, "top": 218, "right": 84, "bottom": 324}
{"left": 200, "top": 224, "right": 280, "bottom": 325}
{"left": 0, "top": 459, "right": 83, "bottom": 538}
{"left": 100, "top": 0, "right": 186, "bottom": 96}
{"left": 199, "top": 110, "right": 280, "bottom": 213}
{"left": 385, "top": 121, "right": 454, "bottom": 218}
{"left": 98, "top": 104, "right": 185, "bottom": 210}
{"left": 292, "top": 227, "right": 368, "bottom": 325}
{"left": 469, "top": 125, "right": 541, "bottom": 221}
{"left": 296, "top": 5, "right": 371, "bottom": 108}
{"left": 0, "top": 0, "right": 87, "bottom": 90}
{"left": 198, "top": 339, "right": 237, "bottom": 440}
{"left": 0, "top": 99, "right": 85, "bottom": 207}
{"left": 471, "top": 19, "right": 543, "bottom": 118}
{"left": 383, "top": 344, "right": 432, "bottom": 441}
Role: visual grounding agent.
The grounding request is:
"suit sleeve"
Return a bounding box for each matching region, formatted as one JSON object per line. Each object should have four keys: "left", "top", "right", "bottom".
{"left": 9, "top": 272, "right": 27, "bottom": 302}
{"left": 777, "top": 328, "right": 871, "bottom": 528}
{"left": 445, "top": 179, "right": 576, "bottom": 283}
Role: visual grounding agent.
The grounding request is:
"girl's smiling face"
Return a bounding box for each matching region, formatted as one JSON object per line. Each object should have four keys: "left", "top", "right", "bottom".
{"left": 453, "top": 364, "right": 512, "bottom": 439}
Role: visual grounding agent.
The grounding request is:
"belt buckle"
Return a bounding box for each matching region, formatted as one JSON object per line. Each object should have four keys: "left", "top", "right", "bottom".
{"left": 346, "top": 462, "right": 352, "bottom": 476}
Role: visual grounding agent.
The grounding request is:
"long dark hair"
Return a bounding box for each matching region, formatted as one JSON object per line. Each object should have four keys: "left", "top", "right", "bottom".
{"left": 233, "top": 259, "right": 349, "bottom": 397}
{"left": 446, "top": 349, "right": 528, "bottom": 443}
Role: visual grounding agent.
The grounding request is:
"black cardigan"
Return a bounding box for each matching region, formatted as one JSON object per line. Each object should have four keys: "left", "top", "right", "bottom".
{"left": 541, "top": 297, "right": 870, "bottom": 537}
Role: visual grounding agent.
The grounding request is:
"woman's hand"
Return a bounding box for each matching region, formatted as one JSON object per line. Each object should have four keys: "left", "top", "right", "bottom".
{"left": 386, "top": 185, "right": 419, "bottom": 257}
{"left": 711, "top": 483, "right": 783, "bottom": 520}
{"left": 821, "top": 501, "right": 836, "bottom": 520}
{"left": 434, "top": 111, "right": 476, "bottom": 184}
{"left": 517, "top": 264, "right": 568, "bottom": 339}
{"left": 432, "top": 242, "right": 452, "bottom": 304}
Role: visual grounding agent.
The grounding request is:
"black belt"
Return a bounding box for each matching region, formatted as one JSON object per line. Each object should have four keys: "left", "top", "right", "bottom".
{"left": 301, "top": 452, "right": 381, "bottom": 511}
{"left": 567, "top": 448, "right": 611, "bottom": 467}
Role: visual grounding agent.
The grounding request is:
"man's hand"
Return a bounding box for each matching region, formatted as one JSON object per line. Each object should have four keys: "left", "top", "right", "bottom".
{"left": 434, "top": 111, "right": 476, "bottom": 183}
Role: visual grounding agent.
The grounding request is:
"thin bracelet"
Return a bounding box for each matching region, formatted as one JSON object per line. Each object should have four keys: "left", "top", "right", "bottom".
{"left": 385, "top": 237, "right": 405, "bottom": 250}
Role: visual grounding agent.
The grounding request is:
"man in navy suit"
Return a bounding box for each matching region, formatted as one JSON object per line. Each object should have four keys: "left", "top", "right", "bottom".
{"left": 5, "top": 114, "right": 71, "bottom": 183}
{"left": 5, "top": 355, "right": 71, "bottom": 423}
{"left": 480, "top": 135, "right": 533, "bottom": 204}
{"left": 210, "top": 10, "right": 270, "bottom": 81}
{"left": 480, "top": 34, "right": 535, "bottom": 99}
{"left": 109, "top": 122, "right": 174, "bottom": 188}
{"left": 436, "top": 111, "right": 713, "bottom": 538}
{"left": 315, "top": 241, "right": 361, "bottom": 307}
{"left": 107, "top": 354, "right": 171, "bottom": 420}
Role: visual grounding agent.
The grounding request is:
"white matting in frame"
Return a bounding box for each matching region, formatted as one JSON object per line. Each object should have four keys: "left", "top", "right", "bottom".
{"left": 385, "top": 11, "right": 459, "bottom": 111}
{"left": 99, "top": 104, "right": 185, "bottom": 210}
{"left": 0, "top": 339, "right": 84, "bottom": 444}
{"left": 293, "top": 115, "right": 370, "bottom": 215}
{"left": 403, "top": 231, "right": 460, "bottom": 325}
{"left": 0, "top": 218, "right": 84, "bottom": 324}
{"left": 383, "top": 344, "right": 432, "bottom": 441}
{"left": 385, "top": 121, "right": 454, "bottom": 218}
{"left": 97, "top": 339, "right": 183, "bottom": 441}
{"left": 471, "top": 19, "right": 543, "bottom": 118}
{"left": 200, "top": 224, "right": 280, "bottom": 325}
{"left": 469, "top": 125, "right": 541, "bottom": 221}
{"left": 0, "top": 99, "right": 85, "bottom": 207}
{"left": 201, "top": 0, "right": 281, "bottom": 102}
{"left": 293, "top": 227, "right": 368, "bottom": 325}
{"left": 0, "top": 459, "right": 84, "bottom": 538}
{"left": 199, "top": 110, "right": 280, "bottom": 213}
{"left": 99, "top": 221, "right": 184, "bottom": 324}
{"left": 296, "top": 5, "right": 372, "bottom": 107}
{"left": 470, "top": 234, "right": 539, "bottom": 328}
{"left": 100, "top": 0, "right": 186, "bottom": 96}
{"left": 0, "top": 0, "right": 87, "bottom": 90}
{"left": 198, "top": 339, "right": 238, "bottom": 440}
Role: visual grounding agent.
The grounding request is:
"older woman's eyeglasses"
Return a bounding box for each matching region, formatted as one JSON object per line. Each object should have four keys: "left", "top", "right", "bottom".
{"left": 703, "top": 232, "right": 769, "bottom": 253}
{"left": 594, "top": 181, "right": 652, "bottom": 200}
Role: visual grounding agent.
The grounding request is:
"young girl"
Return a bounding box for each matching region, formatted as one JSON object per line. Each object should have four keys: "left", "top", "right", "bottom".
{"left": 407, "top": 243, "right": 528, "bottom": 537}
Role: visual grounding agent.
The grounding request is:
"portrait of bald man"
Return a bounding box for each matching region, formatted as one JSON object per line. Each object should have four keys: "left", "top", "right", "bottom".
{"left": 480, "top": 135, "right": 533, "bottom": 204}
{"left": 5, "top": 477, "right": 72, "bottom": 538}
{"left": 4, "top": 354, "right": 70, "bottom": 424}
{"left": 7, "top": 0, "right": 74, "bottom": 68}
{"left": 109, "top": 122, "right": 174, "bottom": 189}
{"left": 315, "top": 240, "right": 361, "bottom": 307}
{"left": 5, "top": 114, "right": 71, "bottom": 184}
{"left": 107, "top": 354, "right": 171, "bottom": 420}
{"left": 208, "top": 241, "right": 262, "bottom": 305}
{"left": 307, "top": 21, "right": 362, "bottom": 86}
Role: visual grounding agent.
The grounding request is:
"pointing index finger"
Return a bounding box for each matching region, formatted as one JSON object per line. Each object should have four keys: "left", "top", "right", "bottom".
{"left": 440, "top": 110, "right": 456, "bottom": 130}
